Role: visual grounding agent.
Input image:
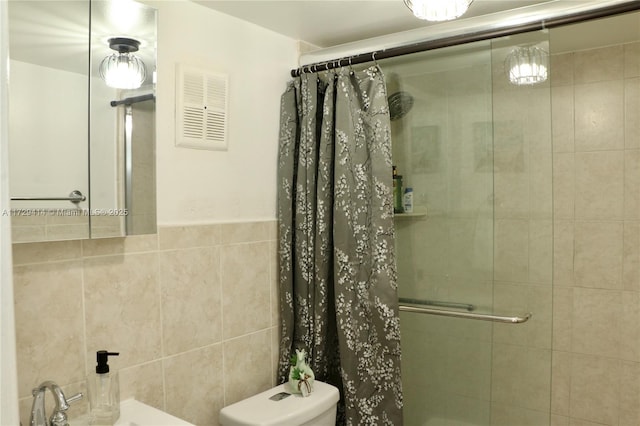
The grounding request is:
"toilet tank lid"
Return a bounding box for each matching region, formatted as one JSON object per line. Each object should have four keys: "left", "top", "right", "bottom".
{"left": 219, "top": 381, "right": 340, "bottom": 426}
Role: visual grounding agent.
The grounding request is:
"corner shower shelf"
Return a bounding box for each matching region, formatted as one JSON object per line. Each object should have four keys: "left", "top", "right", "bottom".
{"left": 394, "top": 207, "right": 427, "bottom": 219}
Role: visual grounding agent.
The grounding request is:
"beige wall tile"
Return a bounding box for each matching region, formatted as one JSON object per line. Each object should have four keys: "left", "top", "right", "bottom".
{"left": 626, "top": 78, "right": 640, "bottom": 149}
{"left": 550, "top": 53, "right": 574, "bottom": 87}
{"left": 529, "top": 219, "right": 553, "bottom": 284}
{"left": 269, "top": 241, "right": 279, "bottom": 327}
{"left": 551, "top": 351, "right": 571, "bottom": 416}
{"left": 554, "top": 221, "right": 575, "bottom": 287}
{"left": 574, "top": 80, "right": 624, "bottom": 151}
{"left": 569, "top": 354, "right": 620, "bottom": 425}
{"left": 82, "top": 234, "right": 158, "bottom": 257}
{"left": 221, "top": 242, "right": 271, "bottom": 339}
{"left": 573, "top": 221, "right": 623, "bottom": 289}
{"left": 491, "top": 344, "right": 551, "bottom": 412}
{"left": 223, "top": 330, "right": 273, "bottom": 406}
{"left": 571, "top": 287, "right": 620, "bottom": 358}
{"left": 574, "top": 45, "right": 624, "bottom": 84}
{"left": 625, "top": 41, "right": 640, "bottom": 78}
{"left": 13, "top": 240, "right": 82, "bottom": 265}
{"left": 119, "top": 361, "right": 165, "bottom": 411}
{"left": 620, "top": 291, "right": 640, "bottom": 362}
{"left": 493, "top": 284, "right": 551, "bottom": 349}
{"left": 220, "top": 221, "right": 270, "bottom": 244}
{"left": 553, "top": 153, "right": 575, "bottom": 220}
{"left": 158, "top": 225, "right": 219, "bottom": 250}
{"left": 270, "top": 327, "right": 280, "bottom": 387}
{"left": 160, "top": 247, "right": 222, "bottom": 355}
{"left": 550, "top": 414, "right": 569, "bottom": 426}
{"left": 551, "top": 84, "right": 575, "bottom": 153}
{"left": 619, "top": 360, "right": 640, "bottom": 425}
{"left": 164, "top": 345, "right": 224, "bottom": 426}
{"left": 625, "top": 150, "right": 640, "bottom": 219}
{"left": 494, "top": 219, "right": 529, "bottom": 282}
{"left": 574, "top": 151, "right": 624, "bottom": 220}
{"left": 552, "top": 287, "right": 573, "bottom": 352}
{"left": 11, "top": 225, "right": 46, "bottom": 243}
{"left": 13, "top": 261, "right": 85, "bottom": 397}
{"left": 623, "top": 221, "right": 640, "bottom": 291}
{"left": 83, "top": 253, "right": 162, "bottom": 369}
{"left": 490, "top": 403, "right": 550, "bottom": 426}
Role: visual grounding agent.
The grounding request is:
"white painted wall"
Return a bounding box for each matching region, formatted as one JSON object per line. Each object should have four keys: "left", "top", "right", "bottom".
{"left": 0, "top": 0, "right": 20, "bottom": 423}
{"left": 146, "top": 0, "right": 298, "bottom": 225}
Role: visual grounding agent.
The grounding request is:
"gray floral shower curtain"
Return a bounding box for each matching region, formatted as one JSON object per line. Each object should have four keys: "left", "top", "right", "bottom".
{"left": 277, "top": 65, "right": 403, "bottom": 425}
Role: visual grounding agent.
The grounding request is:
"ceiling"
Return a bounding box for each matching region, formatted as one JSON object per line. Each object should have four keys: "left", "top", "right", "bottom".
{"left": 194, "top": 0, "right": 553, "bottom": 48}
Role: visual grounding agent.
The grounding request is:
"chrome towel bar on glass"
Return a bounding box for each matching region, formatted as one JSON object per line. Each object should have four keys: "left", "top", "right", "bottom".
{"left": 398, "top": 303, "right": 532, "bottom": 324}
{"left": 10, "top": 190, "right": 86, "bottom": 204}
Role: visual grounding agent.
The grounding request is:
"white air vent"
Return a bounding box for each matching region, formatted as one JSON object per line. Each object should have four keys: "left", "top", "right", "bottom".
{"left": 176, "top": 64, "right": 228, "bottom": 150}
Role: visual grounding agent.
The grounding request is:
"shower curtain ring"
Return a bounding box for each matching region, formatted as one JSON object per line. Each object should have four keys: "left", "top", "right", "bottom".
{"left": 372, "top": 51, "right": 379, "bottom": 66}
{"left": 349, "top": 57, "right": 354, "bottom": 75}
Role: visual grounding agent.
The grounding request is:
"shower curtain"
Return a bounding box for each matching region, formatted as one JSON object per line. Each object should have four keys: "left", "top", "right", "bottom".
{"left": 277, "top": 65, "right": 403, "bottom": 425}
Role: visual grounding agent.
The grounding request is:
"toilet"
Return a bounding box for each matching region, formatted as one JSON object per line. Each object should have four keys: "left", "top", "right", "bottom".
{"left": 219, "top": 380, "right": 340, "bottom": 426}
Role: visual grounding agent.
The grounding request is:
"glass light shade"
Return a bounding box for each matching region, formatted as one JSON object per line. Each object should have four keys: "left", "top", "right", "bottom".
{"left": 505, "top": 46, "right": 549, "bottom": 86}
{"left": 403, "top": 0, "right": 473, "bottom": 22}
{"left": 99, "top": 52, "right": 147, "bottom": 89}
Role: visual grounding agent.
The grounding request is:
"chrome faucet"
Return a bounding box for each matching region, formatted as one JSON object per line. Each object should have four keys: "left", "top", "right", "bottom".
{"left": 29, "top": 381, "right": 82, "bottom": 426}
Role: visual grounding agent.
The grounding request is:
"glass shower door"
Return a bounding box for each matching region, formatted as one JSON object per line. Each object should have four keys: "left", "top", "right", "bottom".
{"left": 383, "top": 31, "right": 553, "bottom": 426}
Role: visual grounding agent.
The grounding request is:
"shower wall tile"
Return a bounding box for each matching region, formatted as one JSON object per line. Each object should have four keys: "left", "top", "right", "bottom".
{"left": 619, "top": 360, "right": 640, "bottom": 425}
{"left": 550, "top": 414, "right": 569, "bottom": 426}
{"left": 624, "top": 41, "right": 640, "bottom": 78}
{"left": 12, "top": 220, "right": 278, "bottom": 426}
{"left": 624, "top": 150, "right": 640, "bottom": 219}
{"left": 623, "top": 221, "right": 640, "bottom": 292}
{"left": 573, "top": 45, "right": 624, "bottom": 84}
{"left": 573, "top": 221, "right": 623, "bottom": 289}
{"left": 569, "top": 354, "right": 620, "bottom": 425}
{"left": 550, "top": 41, "right": 640, "bottom": 426}
{"left": 490, "top": 403, "right": 550, "bottom": 426}
{"left": 553, "top": 153, "right": 575, "bottom": 219}
{"left": 551, "top": 350, "right": 571, "bottom": 416}
{"left": 625, "top": 78, "right": 640, "bottom": 149}
{"left": 552, "top": 287, "right": 573, "bottom": 352}
{"left": 550, "top": 53, "right": 574, "bottom": 87}
{"left": 571, "top": 287, "right": 620, "bottom": 358}
{"left": 574, "top": 80, "right": 624, "bottom": 152}
{"left": 491, "top": 344, "right": 551, "bottom": 412}
{"left": 529, "top": 219, "right": 553, "bottom": 284}
{"left": 494, "top": 219, "right": 529, "bottom": 282}
{"left": 492, "top": 283, "right": 552, "bottom": 348}
{"left": 574, "top": 151, "right": 624, "bottom": 220}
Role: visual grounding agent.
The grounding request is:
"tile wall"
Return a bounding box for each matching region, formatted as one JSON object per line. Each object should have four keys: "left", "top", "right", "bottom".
{"left": 550, "top": 41, "right": 640, "bottom": 425}
{"left": 12, "top": 220, "right": 279, "bottom": 426}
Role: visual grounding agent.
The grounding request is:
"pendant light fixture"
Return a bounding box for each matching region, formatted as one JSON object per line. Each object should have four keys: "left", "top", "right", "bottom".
{"left": 99, "top": 37, "right": 147, "bottom": 89}
{"left": 505, "top": 45, "right": 549, "bottom": 86}
{"left": 403, "top": 0, "right": 474, "bottom": 22}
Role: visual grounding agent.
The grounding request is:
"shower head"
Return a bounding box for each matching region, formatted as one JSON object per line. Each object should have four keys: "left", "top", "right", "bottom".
{"left": 388, "top": 91, "right": 414, "bottom": 121}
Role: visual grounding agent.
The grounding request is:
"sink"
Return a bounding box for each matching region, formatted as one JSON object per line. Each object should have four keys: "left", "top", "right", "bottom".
{"left": 71, "top": 399, "right": 194, "bottom": 426}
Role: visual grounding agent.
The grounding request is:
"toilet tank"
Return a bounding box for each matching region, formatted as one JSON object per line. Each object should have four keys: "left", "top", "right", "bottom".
{"left": 219, "top": 381, "right": 340, "bottom": 426}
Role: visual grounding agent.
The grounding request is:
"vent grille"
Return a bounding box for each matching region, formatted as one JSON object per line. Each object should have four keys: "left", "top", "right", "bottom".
{"left": 176, "top": 64, "right": 228, "bottom": 150}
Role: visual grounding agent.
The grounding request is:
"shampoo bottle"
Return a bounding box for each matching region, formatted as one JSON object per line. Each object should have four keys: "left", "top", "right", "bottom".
{"left": 88, "top": 351, "right": 120, "bottom": 425}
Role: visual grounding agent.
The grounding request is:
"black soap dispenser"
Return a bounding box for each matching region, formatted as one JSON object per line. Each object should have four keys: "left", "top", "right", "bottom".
{"left": 88, "top": 351, "right": 120, "bottom": 425}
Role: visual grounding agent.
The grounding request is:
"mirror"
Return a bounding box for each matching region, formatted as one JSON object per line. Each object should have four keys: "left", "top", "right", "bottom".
{"left": 8, "top": 0, "right": 157, "bottom": 243}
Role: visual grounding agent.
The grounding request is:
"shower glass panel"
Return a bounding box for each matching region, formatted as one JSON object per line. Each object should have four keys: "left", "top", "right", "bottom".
{"left": 383, "top": 30, "right": 553, "bottom": 426}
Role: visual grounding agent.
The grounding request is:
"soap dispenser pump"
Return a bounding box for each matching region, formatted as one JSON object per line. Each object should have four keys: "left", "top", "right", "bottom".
{"left": 88, "top": 350, "right": 120, "bottom": 425}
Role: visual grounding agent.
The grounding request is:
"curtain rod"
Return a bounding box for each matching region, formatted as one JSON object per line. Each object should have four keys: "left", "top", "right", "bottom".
{"left": 291, "top": 1, "right": 640, "bottom": 77}
{"left": 110, "top": 93, "right": 155, "bottom": 107}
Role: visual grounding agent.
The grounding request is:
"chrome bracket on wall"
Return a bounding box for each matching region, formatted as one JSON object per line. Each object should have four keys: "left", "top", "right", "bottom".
{"left": 398, "top": 303, "right": 532, "bottom": 324}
